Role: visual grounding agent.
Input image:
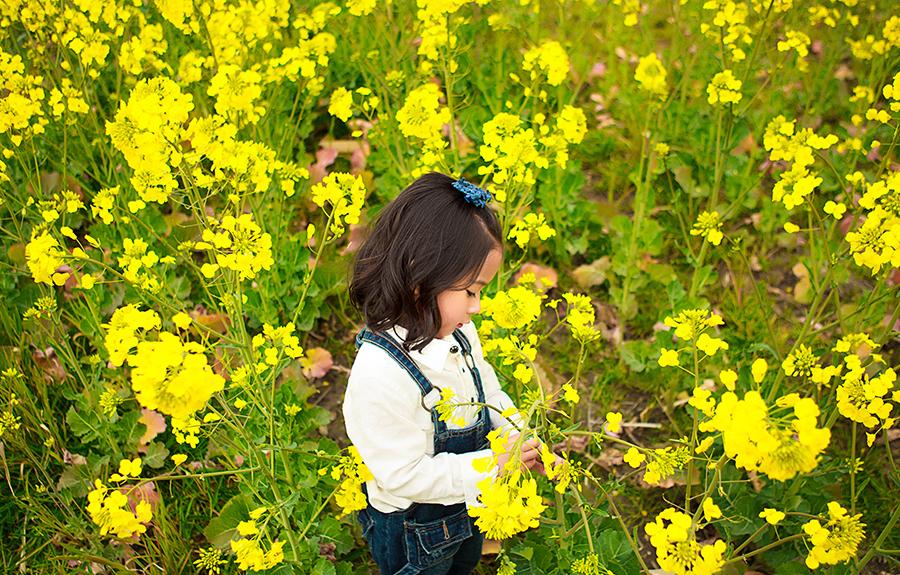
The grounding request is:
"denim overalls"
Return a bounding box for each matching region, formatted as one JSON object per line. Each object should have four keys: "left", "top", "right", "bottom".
{"left": 354, "top": 327, "right": 491, "bottom": 575}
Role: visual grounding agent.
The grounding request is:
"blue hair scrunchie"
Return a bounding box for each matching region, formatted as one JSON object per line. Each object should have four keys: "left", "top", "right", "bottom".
{"left": 451, "top": 178, "right": 492, "bottom": 208}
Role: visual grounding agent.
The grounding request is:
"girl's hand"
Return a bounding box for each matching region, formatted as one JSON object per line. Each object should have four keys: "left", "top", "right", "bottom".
{"left": 495, "top": 433, "right": 543, "bottom": 475}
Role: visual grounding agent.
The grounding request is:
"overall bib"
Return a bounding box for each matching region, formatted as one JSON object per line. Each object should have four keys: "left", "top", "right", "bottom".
{"left": 354, "top": 328, "right": 491, "bottom": 575}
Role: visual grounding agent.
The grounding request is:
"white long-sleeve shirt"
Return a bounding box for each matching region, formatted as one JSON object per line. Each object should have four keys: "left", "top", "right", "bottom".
{"left": 342, "top": 322, "right": 519, "bottom": 513}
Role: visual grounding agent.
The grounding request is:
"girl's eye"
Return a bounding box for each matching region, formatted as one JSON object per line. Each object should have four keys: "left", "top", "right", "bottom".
{"left": 466, "top": 290, "right": 477, "bottom": 297}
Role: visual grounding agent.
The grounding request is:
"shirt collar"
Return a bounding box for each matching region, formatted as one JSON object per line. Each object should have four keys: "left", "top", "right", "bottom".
{"left": 388, "top": 325, "right": 454, "bottom": 372}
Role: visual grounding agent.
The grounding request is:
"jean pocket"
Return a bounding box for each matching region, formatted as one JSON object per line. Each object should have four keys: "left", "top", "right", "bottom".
{"left": 404, "top": 507, "right": 472, "bottom": 567}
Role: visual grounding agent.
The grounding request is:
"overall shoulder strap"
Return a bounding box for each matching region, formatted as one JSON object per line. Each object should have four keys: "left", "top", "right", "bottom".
{"left": 355, "top": 328, "right": 442, "bottom": 410}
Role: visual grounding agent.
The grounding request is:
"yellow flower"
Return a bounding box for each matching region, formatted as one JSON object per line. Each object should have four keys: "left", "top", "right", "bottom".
{"left": 508, "top": 212, "right": 556, "bottom": 249}
{"left": 331, "top": 446, "right": 373, "bottom": 517}
{"left": 759, "top": 508, "right": 785, "bottom": 525}
{"left": 702, "top": 498, "right": 722, "bottom": 522}
{"left": 658, "top": 348, "right": 680, "bottom": 367}
{"left": 482, "top": 286, "right": 543, "bottom": 330}
{"left": 784, "top": 222, "right": 800, "bottom": 233}
{"left": 623, "top": 447, "right": 646, "bottom": 468}
{"left": 802, "top": 502, "right": 865, "bottom": 569}
{"left": 690, "top": 211, "right": 724, "bottom": 246}
{"left": 562, "top": 383, "right": 580, "bottom": 404}
{"left": 328, "top": 87, "right": 353, "bottom": 122}
{"left": 310, "top": 172, "right": 366, "bottom": 237}
{"left": 118, "top": 457, "right": 142, "bottom": 477}
{"left": 26, "top": 230, "right": 66, "bottom": 285}
{"left": 103, "top": 305, "right": 162, "bottom": 367}
{"left": 127, "top": 332, "right": 225, "bottom": 419}
{"left": 172, "top": 312, "right": 192, "bottom": 330}
{"left": 706, "top": 69, "right": 743, "bottom": 106}
{"left": 172, "top": 454, "right": 187, "bottom": 466}
{"left": 645, "top": 508, "right": 726, "bottom": 575}
{"left": 231, "top": 538, "right": 285, "bottom": 571}
{"left": 751, "top": 358, "right": 768, "bottom": 383}
{"left": 634, "top": 53, "right": 668, "bottom": 99}
{"left": 719, "top": 369, "right": 737, "bottom": 391}
{"left": 605, "top": 411, "right": 623, "bottom": 433}
{"left": 522, "top": 40, "right": 570, "bottom": 86}
{"left": 208, "top": 65, "right": 265, "bottom": 126}
{"left": 664, "top": 309, "right": 724, "bottom": 341}
{"left": 468, "top": 471, "right": 546, "bottom": 539}
{"left": 696, "top": 333, "right": 729, "bottom": 356}
{"left": 86, "top": 480, "right": 153, "bottom": 539}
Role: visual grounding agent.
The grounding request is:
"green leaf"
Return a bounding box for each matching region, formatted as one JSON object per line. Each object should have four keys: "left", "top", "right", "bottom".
{"left": 66, "top": 406, "right": 100, "bottom": 443}
{"left": 204, "top": 493, "right": 251, "bottom": 548}
{"left": 142, "top": 441, "right": 169, "bottom": 468}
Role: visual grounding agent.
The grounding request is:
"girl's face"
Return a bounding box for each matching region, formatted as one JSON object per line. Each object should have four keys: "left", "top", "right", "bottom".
{"left": 435, "top": 248, "right": 502, "bottom": 338}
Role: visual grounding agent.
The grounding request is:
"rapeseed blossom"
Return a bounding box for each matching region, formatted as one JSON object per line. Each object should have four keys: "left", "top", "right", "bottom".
{"left": 664, "top": 309, "right": 724, "bottom": 341}
{"left": 468, "top": 470, "right": 546, "bottom": 539}
{"left": 690, "top": 211, "right": 723, "bottom": 245}
{"left": 706, "top": 70, "right": 742, "bottom": 106}
{"left": 699, "top": 391, "right": 830, "bottom": 481}
{"left": 762, "top": 115, "right": 838, "bottom": 211}
{"left": 634, "top": 53, "right": 668, "bottom": 99}
{"left": 231, "top": 538, "right": 285, "bottom": 572}
{"left": 331, "top": 446, "right": 373, "bottom": 517}
{"left": 25, "top": 230, "right": 66, "bottom": 285}
{"left": 208, "top": 65, "right": 266, "bottom": 125}
{"left": 86, "top": 480, "right": 153, "bottom": 539}
{"left": 310, "top": 172, "right": 366, "bottom": 237}
{"left": 196, "top": 214, "right": 274, "bottom": 280}
{"left": 103, "top": 305, "right": 162, "bottom": 367}
{"left": 508, "top": 212, "right": 556, "bottom": 249}
{"left": 562, "top": 292, "right": 600, "bottom": 343}
{"left": 478, "top": 112, "right": 545, "bottom": 190}
{"left": 328, "top": 87, "right": 353, "bottom": 122}
{"left": 644, "top": 508, "right": 726, "bottom": 575}
{"left": 522, "top": 40, "right": 570, "bottom": 87}
{"left": 802, "top": 502, "right": 865, "bottom": 569}
{"left": 127, "top": 332, "right": 225, "bottom": 419}
{"left": 482, "top": 286, "right": 543, "bottom": 329}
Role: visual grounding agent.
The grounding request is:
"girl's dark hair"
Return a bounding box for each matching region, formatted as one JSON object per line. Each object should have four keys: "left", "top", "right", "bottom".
{"left": 349, "top": 172, "right": 502, "bottom": 352}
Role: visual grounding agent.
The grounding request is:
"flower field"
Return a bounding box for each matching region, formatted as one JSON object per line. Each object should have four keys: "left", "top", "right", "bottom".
{"left": 1, "top": 0, "right": 899, "bottom": 574}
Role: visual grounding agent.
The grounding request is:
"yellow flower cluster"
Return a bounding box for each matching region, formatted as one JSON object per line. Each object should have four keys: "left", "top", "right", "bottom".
{"left": 644, "top": 508, "right": 726, "bottom": 575}
{"left": 802, "top": 501, "right": 865, "bottom": 569}
{"left": 701, "top": 0, "right": 752, "bottom": 61}
{"left": 250, "top": 322, "right": 306, "bottom": 371}
{"left": 469, "top": 470, "right": 546, "bottom": 539}
{"left": 118, "top": 237, "right": 162, "bottom": 292}
{"left": 763, "top": 115, "right": 838, "bottom": 210}
{"left": 415, "top": 0, "right": 468, "bottom": 63}
{"left": 777, "top": 29, "right": 812, "bottom": 71}
{"left": 664, "top": 309, "right": 724, "bottom": 341}
{"left": 196, "top": 213, "right": 274, "bottom": 280}
{"left": 478, "top": 113, "right": 545, "bottom": 189}
{"left": 103, "top": 305, "right": 163, "bottom": 367}
{"left": 699, "top": 391, "right": 830, "bottom": 481}
{"left": 25, "top": 230, "right": 67, "bottom": 285}
{"left": 86, "top": 480, "right": 152, "bottom": 539}
{"left": 482, "top": 286, "right": 543, "bottom": 330}
{"left": 623, "top": 445, "right": 690, "bottom": 485}
{"left": 208, "top": 65, "right": 265, "bottom": 126}
{"left": 781, "top": 344, "right": 820, "bottom": 379}
{"left": 634, "top": 53, "right": 668, "bottom": 100}
{"left": 231, "top": 538, "right": 285, "bottom": 572}
{"left": 834, "top": 338, "right": 896, "bottom": 433}
{"left": 690, "top": 211, "right": 724, "bottom": 246}
{"left": 330, "top": 446, "right": 373, "bottom": 517}
{"left": 482, "top": 333, "right": 538, "bottom": 384}
{"left": 521, "top": 40, "right": 570, "bottom": 87}
{"left": 106, "top": 77, "right": 194, "bottom": 206}
{"left": 507, "top": 212, "right": 556, "bottom": 249}
{"left": 0, "top": 49, "right": 48, "bottom": 147}
{"left": 310, "top": 172, "right": 366, "bottom": 237}
{"left": 846, "top": 170, "right": 900, "bottom": 274}
{"left": 561, "top": 293, "right": 600, "bottom": 343}
{"left": 128, "top": 332, "right": 225, "bottom": 420}
{"left": 706, "top": 69, "right": 742, "bottom": 106}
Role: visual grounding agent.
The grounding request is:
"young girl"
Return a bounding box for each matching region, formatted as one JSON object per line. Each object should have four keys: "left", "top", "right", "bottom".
{"left": 344, "top": 172, "right": 541, "bottom": 575}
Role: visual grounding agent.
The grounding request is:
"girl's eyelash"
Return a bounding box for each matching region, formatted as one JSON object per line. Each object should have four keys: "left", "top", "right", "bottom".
{"left": 466, "top": 290, "right": 477, "bottom": 297}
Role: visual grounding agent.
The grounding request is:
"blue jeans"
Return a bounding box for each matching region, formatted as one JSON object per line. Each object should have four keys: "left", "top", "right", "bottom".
{"left": 358, "top": 502, "right": 484, "bottom": 575}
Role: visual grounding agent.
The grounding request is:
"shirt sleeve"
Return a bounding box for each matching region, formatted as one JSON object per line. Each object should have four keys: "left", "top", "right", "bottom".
{"left": 343, "top": 371, "right": 495, "bottom": 509}
{"left": 463, "top": 323, "right": 524, "bottom": 432}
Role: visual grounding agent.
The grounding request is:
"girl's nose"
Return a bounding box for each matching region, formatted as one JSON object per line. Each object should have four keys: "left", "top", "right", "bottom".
{"left": 468, "top": 297, "right": 481, "bottom": 315}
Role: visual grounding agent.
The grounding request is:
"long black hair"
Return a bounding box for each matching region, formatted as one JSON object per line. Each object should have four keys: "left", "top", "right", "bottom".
{"left": 349, "top": 172, "right": 503, "bottom": 351}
